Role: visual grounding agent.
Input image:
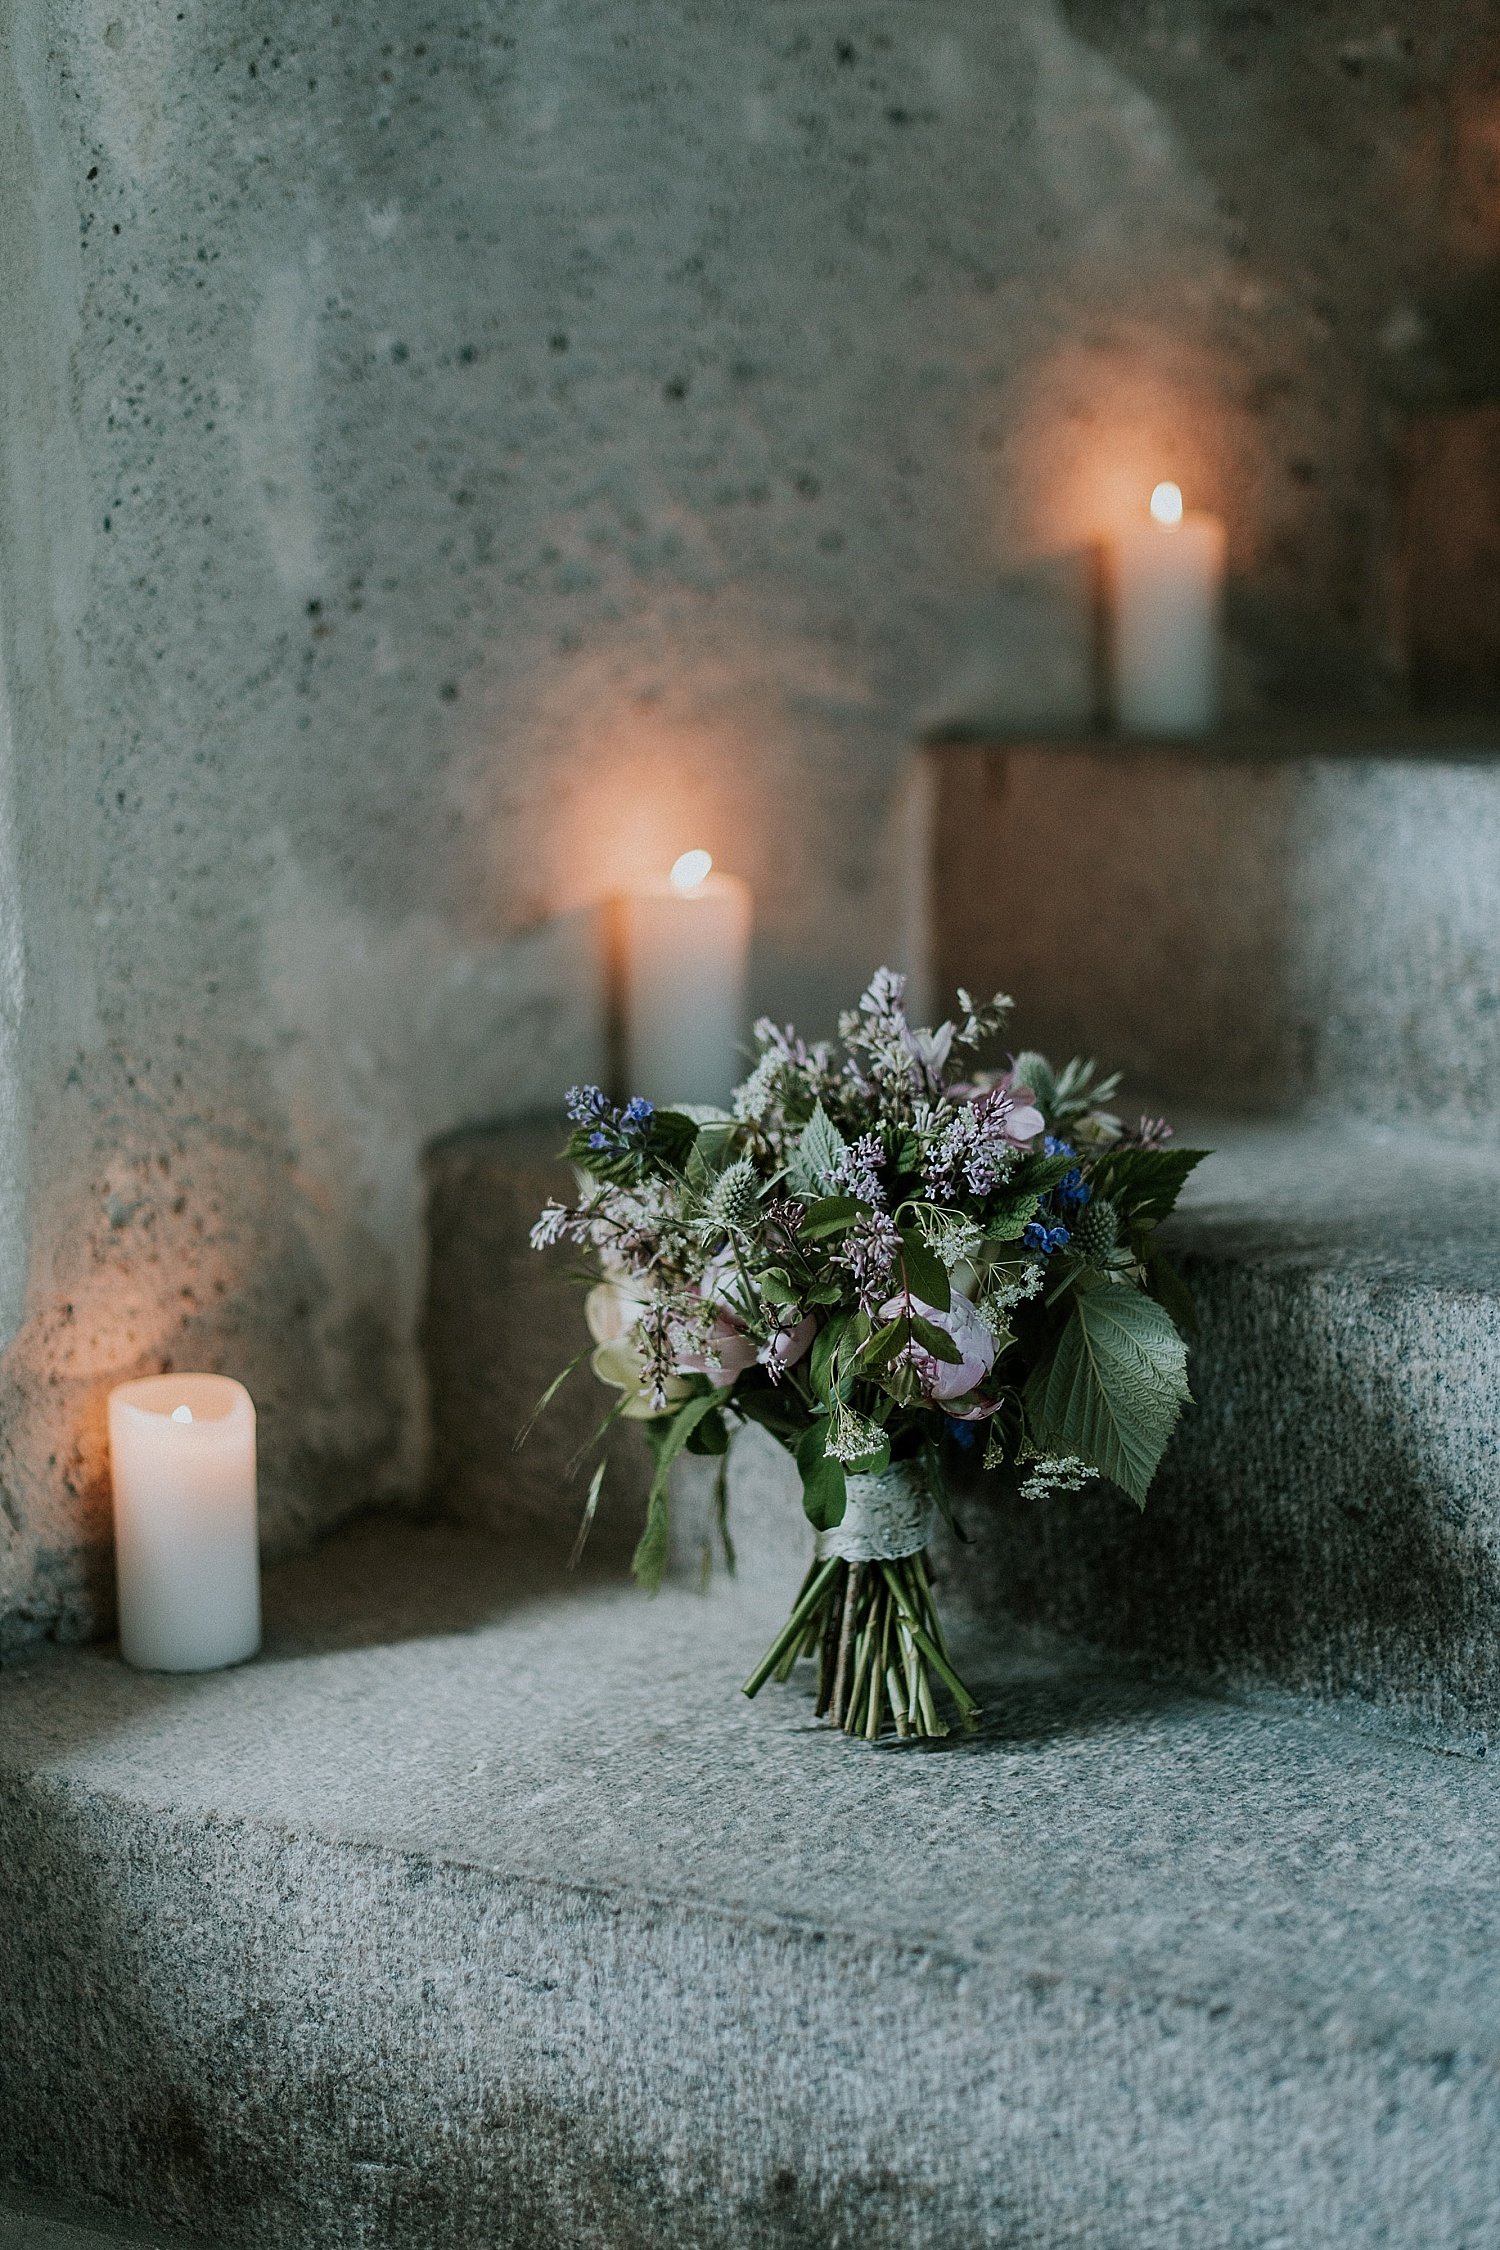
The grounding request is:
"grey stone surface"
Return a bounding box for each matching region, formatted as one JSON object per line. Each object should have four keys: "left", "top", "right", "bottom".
{"left": 4, "top": 1514, "right": 1500, "bottom": 2248}
{"left": 0, "top": 2184, "right": 220, "bottom": 2250}
{"left": 423, "top": 1123, "right": 652, "bottom": 1568}
{"left": 2, "top": 0, "right": 1498, "bottom": 1643}
{"left": 955, "top": 1118, "right": 1500, "bottom": 1750}
{"left": 926, "top": 740, "right": 1500, "bottom": 1134}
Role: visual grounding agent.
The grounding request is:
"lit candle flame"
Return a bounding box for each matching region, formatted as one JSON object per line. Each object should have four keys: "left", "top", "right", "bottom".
{"left": 669, "top": 849, "right": 713, "bottom": 893}
{"left": 1149, "top": 481, "right": 1184, "bottom": 528}
{"left": 170, "top": 1404, "right": 193, "bottom": 1424}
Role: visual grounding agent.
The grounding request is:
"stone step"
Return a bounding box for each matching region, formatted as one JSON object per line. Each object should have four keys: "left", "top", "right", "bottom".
{"left": 0, "top": 2184, "right": 222, "bottom": 2250}
{"left": 3, "top": 1518, "right": 1499, "bottom": 2250}
{"left": 963, "top": 1116, "right": 1500, "bottom": 1754}
{"left": 920, "top": 732, "right": 1500, "bottom": 1135}
{"left": 425, "top": 1122, "right": 1500, "bottom": 1749}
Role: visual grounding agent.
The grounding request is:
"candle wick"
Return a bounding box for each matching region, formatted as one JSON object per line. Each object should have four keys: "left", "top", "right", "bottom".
{"left": 170, "top": 1404, "right": 193, "bottom": 1423}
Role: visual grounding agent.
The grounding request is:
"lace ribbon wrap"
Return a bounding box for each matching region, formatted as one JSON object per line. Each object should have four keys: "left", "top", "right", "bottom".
{"left": 816, "top": 1465, "right": 937, "bottom": 1564}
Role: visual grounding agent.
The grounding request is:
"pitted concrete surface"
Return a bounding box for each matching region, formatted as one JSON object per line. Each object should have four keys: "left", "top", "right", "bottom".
{"left": 1, "top": 1517, "right": 1499, "bottom": 2246}
{"left": 1, "top": 1, "right": 1496, "bottom": 1644}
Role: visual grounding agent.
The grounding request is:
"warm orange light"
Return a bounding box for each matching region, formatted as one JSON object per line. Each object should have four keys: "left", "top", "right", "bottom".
{"left": 1150, "top": 481, "right": 1184, "bottom": 528}
{"left": 669, "top": 848, "right": 714, "bottom": 894}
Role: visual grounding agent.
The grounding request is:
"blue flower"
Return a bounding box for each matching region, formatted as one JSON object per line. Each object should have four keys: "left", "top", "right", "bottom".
{"left": 587, "top": 1130, "right": 610, "bottom": 1150}
{"left": 566, "top": 1084, "right": 610, "bottom": 1125}
{"left": 944, "top": 1416, "right": 980, "bottom": 1450}
{"left": 1055, "top": 1167, "right": 1092, "bottom": 1209}
{"left": 1044, "top": 1135, "right": 1075, "bottom": 1158}
{"left": 620, "top": 1097, "right": 655, "bottom": 1134}
{"left": 1023, "top": 1220, "right": 1073, "bottom": 1256}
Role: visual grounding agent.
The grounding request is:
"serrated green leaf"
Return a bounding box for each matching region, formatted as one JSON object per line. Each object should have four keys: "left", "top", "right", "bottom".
{"left": 983, "top": 1190, "right": 1040, "bottom": 1242}
{"left": 1009, "top": 1151, "right": 1076, "bottom": 1196}
{"left": 1088, "top": 1146, "right": 1210, "bottom": 1227}
{"left": 897, "top": 1229, "right": 950, "bottom": 1311}
{"left": 1024, "top": 1284, "right": 1191, "bottom": 1506}
{"left": 795, "top": 1418, "right": 847, "bottom": 1530}
{"left": 787, "top": 1102, "right": 848, "bottom": 1196}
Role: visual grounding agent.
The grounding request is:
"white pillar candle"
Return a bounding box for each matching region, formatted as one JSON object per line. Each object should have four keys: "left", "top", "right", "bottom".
{"left": 107, "top": 1373, "right": 261, "bottom": 1672}
{"left": 620, "top": 851, "right": 752, "bottom": 1109}
{"left": 1113, "top": 481, "right": 1226, "bottom": 737}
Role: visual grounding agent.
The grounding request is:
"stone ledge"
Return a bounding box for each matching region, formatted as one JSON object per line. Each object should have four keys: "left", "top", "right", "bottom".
{"left": 2, "top": 1518, "right": 1499, "bottom": 2248}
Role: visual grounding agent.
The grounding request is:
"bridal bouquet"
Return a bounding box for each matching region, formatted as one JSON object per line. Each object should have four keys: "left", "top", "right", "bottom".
{"left": 530, "top": 970, "right": 1204, "bottom": 1741}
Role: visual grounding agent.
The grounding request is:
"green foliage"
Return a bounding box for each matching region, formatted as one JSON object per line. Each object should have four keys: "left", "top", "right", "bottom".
{"left": 1024, "top": 1280, "right": 1192, "bottom": 1507}
{"left": 786, "top": 1103, "right": 847, "bottom": 1197}
{"left": 795, "top": 1417, "right": 848, "bottom": 1530}
{"left": 896, "top": 1229, "right": 950, "bottom": 1310}
{"left": 632, "top": 1390, "right": 725, "bottom": 1592}
{"left": 1086, "top": 1145, "right": 1208, "bottom": 1228}
{"left": 983, "top": 1189, "right": 1041, "bottom": 1241}
{"left": 1012, "top": 1052, "right": 1122, "bottom": 1130}
{"left": 798, "top": 1195, "right": 864, "bottom": 1240}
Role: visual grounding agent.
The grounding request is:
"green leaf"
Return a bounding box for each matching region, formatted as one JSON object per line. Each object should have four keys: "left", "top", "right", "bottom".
{"left": 983, "top": 1190, "right": 1040, "bottom": 1242}
{"left": 648, "top": 1108, "right": 702, "bottom": 1173}
{"left": 897, "top": 1229, "right": 950, "bottom": 1311}
{"left": 856, "top": 1317, "right": 907, "bottom": 1375}
{"left": 1009, "top": 1151, "right": 1076, "bottom": 1196}
{"left": 513, "top": 1346, "right": 590, "bottom": 1452}
{"left": 1024, "top": 1283, "right": 1192, "bottom": 1506}
{"left": 843, "top": 1435, "right": 891, "bottom": 1477}
{"left": 787, "top": 1102, "right": 848, "bottom": 1197}
{"left": 631, "top": 1390, "right": 724, "bottom": 1592}
{"left": 568, "top": 1460, "right": 608, "bottom": 1570}
{"left": 1088, "top": 1146, "right": 1209, "bottom": 1227}
{"left": 733, "top": 1382, "right": 807, "bottom": 1440}
{"left": 685, "top": 1405, "right": 730, "bottom": 1455}
{"left": 809, "top": 1311, "right": 850, "bottom": 1403}
{"left": 795, "top": 1418, "right": 847, "bottom": 1531}
{"left": 797, "top": 1194, "right": 864, "bottom": 1239}
{"left": 908, "top": 1312, "right": 962, "bottom": 1365}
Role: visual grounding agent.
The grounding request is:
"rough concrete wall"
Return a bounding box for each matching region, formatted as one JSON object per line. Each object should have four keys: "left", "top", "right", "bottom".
{"left": 0, "top": 0, "right": 1488, "bottom": 1641}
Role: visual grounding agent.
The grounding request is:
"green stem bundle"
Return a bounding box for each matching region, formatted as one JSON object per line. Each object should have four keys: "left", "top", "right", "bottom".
{"left": 742, "top": 1550, "right": 980, "bottom": 1740}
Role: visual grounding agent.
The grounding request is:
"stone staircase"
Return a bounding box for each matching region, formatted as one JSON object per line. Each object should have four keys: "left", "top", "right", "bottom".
{"left": 4, "top": 728, "right": 1500, "bottom": 2247}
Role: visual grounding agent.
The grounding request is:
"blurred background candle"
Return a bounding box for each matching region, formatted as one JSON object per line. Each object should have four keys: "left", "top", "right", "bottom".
{"left": 620, "top": 851, "right": 751, "bottom": 1108}
{"left": 107, "top": 1373, "right": 260, "bottom": 1672}
{"left": 1113, "top": 480, "right": 1226, "bottom": 736}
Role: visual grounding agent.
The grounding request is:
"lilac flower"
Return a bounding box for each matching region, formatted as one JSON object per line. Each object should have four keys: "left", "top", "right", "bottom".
{"left": 837, "top": 1210, "right": 902, "bottom": 1312}
{"left": 830, "top": 1132, "right": 887, "bottom": 1207}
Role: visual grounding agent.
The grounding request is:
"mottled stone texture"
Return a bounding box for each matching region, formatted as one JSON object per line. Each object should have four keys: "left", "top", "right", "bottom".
{"left": 4, "top": 1517, "right": 1500, "bottom": 2248}
{"left": 424, "top": 1124, "right": 653, "bottom": 1567}
{"left": 1, "top": 1, "right": 1498, "bottom": 1643}
{"left": 926, "top": 738, "right": 1500, "bottom": 1134}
